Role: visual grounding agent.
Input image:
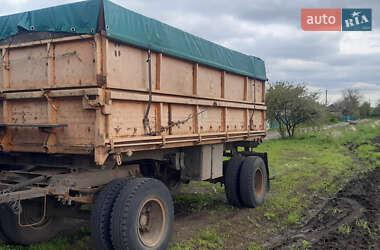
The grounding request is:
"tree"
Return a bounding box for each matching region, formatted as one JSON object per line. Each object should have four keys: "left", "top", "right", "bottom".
{"left": 359, "top": 101, "right": 371, "bottom": 118}
{"left": 266, "top": 82, "right": 324, "bottom": 137}
{"left": 335, "top": 88, "right": 361, "bottom": 116}
{"left": 373, "top": 100, "right": 380, "bottom": 117}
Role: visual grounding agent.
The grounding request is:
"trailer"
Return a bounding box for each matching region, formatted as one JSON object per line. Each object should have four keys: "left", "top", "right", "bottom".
{"left": 0, "top": 0, "right": 269, "bottom": 249}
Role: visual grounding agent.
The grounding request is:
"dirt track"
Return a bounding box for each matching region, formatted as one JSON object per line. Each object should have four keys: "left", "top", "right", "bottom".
{"left": 273, "top": 165, "right": 380, "bottom": 250}
{"left": 265, "top": 120, "right": 368, "bottom": 140}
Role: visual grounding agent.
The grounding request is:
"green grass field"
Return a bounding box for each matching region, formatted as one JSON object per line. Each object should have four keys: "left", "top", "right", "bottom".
{"left": 171, "top": 120, "right": 380, "bottom": 249}
{"left": 1, "top": 120, "right": 379, "bottom": 250}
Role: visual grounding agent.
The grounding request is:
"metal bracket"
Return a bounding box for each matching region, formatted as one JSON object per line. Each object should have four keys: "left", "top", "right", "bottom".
{"left": 82, "top": 94, "right": 111, "bottom": 115}
{"left": 0, "top": 126, "right": 10, "bottom": 151}
{"left": 172, "top": 152, "right": 185, "bottom": 170}
{"left": 161, "top": 135, "right": 166, "bottom": 147}
{"left": 39, "top": 127, "right": 57, "bottom": 153}
{"left": 249, "top": 110, "right": 255, "bottom": 131}
{"left": 18, "top": 194, "right": 47, "bottom": 227}
{"left": 42, "top": 91, "right": 57, "bottom": 111}
{"left": 82, "top": 94, "right": 103, "bottom": 109}
{"left": 1, "top": 50, "right": 9, "bottom": 70}
{"left": 113, "top": 153, "right": 122, "bottom": 166}
{"left": 198, "top": 134, "right": 202, "bottom": 144}
{"left": 109, "top": 139, "right": 115, "bottom": 152}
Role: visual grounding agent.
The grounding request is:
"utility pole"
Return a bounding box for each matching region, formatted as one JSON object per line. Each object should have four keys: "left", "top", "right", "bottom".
{"left": 325, "top": 89, "right": 328, "bottom": 106}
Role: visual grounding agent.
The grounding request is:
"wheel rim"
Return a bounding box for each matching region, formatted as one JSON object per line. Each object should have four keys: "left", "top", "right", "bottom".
{"left": 137, "top": 197, "right": 166, "bottom": 247}
{"left": 254, "top": 168, "right": 264, "bottom": 198}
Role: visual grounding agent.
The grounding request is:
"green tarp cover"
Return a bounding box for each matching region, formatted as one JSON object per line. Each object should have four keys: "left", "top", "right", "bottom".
{"left": 0, "top": 0, "right": 266, "bottom": 81}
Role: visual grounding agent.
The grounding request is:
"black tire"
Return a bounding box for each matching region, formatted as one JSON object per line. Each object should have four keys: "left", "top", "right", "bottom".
{"left": 239, "top": 156, "right": 268, "bottom": 208}
{"left": 0, "top": 198, "right": 64, "bottom": 245}
{"left": 111, "top": 178, "right": 174, "bottom": 250}
{"left": 0, "top": 228, "right": 11, "bottom": 244}
{"left": 224, "top": 156, "right": 245, "bottom": 207}
{"left": 91, "top": 178, "right": 131, "bottom": 250}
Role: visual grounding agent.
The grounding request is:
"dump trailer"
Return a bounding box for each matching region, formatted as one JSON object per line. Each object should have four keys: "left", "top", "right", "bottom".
{"left": 0, "top": 0, "right": 269, "bottom": 249}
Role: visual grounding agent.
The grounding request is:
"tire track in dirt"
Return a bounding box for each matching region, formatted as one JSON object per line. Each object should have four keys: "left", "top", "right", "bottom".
{"left": 271, "top": 165, "right": 380, "bottom": 250}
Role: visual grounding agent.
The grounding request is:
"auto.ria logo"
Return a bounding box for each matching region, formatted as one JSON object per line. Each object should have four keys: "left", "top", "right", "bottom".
{"left": 342, "top": 8, "right": 372, "bottom": 31}
{"left": 301, "top": 8, "right": 372, "bottom": 31}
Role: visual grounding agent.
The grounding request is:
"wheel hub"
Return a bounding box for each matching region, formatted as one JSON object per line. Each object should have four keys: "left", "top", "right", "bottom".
{"left": 137, "top": 198, "right": 166, "bottom": 247}
{"left": 254, "top": 168, "right": 264, "bottom": 197}
{"left": 139, "top": 209, "right": 151, "bottom": 232}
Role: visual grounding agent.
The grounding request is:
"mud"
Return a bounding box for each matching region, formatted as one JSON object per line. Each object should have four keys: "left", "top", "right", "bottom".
{"left": 272, "top": 166, "right": 380, "bottom": 250}
{"left": 371, "top": 136, "right": 380, "bottom": 152}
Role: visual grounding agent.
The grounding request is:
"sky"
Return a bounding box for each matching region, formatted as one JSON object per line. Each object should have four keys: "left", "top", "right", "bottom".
{"left": 1, "top": 0, "right": 379, "bottom": 106}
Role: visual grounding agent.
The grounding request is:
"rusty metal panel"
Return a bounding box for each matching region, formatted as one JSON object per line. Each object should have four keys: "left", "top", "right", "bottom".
{"left": 255, "top": 80, "right": 265, "bottom": 104}
{"left": 2, "top": 96, "right": 96, "bottom": 154}
{"left": 197, "top": 65, "right": 222, "bottom": 99}
{"left": 161, "top": 55, "right": 193, "bottom": 96}
{"left": 55, "top": 98, "right": 96, "bottom": 146}
{"left": 170, "top": 104, "right": 195, "bottom": 135}
{"left": 0, "top": 36, "right": 97, "bottom": 91}
{"left": 9, "top": 46, "right": 48, "bottom": 89}
{"left": 227, "top": 108, "right": 245, "bottom": 132}
{"left": 253, "top": 110, "right": 265, "bottom": 131}
{"left": 10, "top": 99, "right": 48, "bottom": 124}
{"left": 198, "top": 107, "right": 223, "bottom": 133}
{"left": 109, "top": 101, "right": 156, "bottom": 137}
{"left": 224, "top": 72, "right": 244, "bottom": 100}
{"left": 55, "top": 40, "right": 97, "bottom": 87}
{"left": 106, "top": 41, "right": 157, "bottom": 90}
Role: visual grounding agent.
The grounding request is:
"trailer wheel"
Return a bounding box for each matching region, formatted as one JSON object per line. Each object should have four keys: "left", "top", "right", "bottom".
{"left": 239, "top": 156, "right": 268, "bottom": 208}
{"left": 224, "top": 156, "right": 245, "bottom": 207}
{"left": 91, "top": 178, "right": 131, "bottom": 250}
{"left": 111, "top": 178, "right": 174, "bottom": 250}
{"left": 0, "top": 198, "right": 63, "bottom": 245}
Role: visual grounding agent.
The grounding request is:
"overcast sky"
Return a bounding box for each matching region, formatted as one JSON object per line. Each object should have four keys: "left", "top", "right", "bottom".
{"left": 1, "top": 0, "right": 379, "bottom": 106}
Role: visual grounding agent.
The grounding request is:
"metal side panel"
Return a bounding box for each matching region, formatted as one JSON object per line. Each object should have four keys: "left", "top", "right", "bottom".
{"left": 183, "top": 143, "right": 224, "bottom": 181}
{"left": 211, "top": 144, "right": 223, "bottom": 179}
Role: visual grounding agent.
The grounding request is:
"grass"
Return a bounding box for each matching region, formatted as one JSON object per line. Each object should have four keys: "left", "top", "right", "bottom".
{"left": 254, "top": 135, "right": 353, "bottom": 226}
{"left": 258, "top": 121, "right": 379, "bottom": 221}
{"left": 170, "top": 228, "right": 226, "bottom": 250}
{"left": 170, "top": 120, "right": 380, "bottom": 248}
{"left": 1, "top": 120, "right": 379, "bottom": 250}
{"left": 247, "top": 242, "right": 263, "bottom": 250}
{"left": 338, "top": 224, "right": 352, "bottom": 235}
{"left": 355, "top": 219, "right": 371, "bottom": 234}
{"left": 0, "top": 228, "right": 91, "bottom": 250}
